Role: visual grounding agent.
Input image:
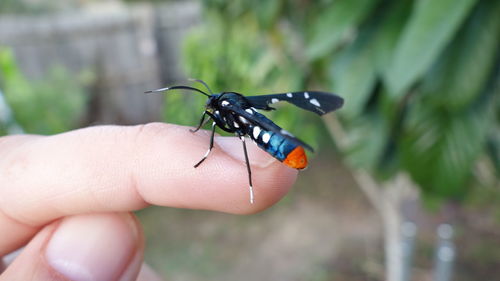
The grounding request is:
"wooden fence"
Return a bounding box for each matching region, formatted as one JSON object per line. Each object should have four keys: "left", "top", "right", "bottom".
{"left": 0, "top": 1, "right": 201, "bottom": 124}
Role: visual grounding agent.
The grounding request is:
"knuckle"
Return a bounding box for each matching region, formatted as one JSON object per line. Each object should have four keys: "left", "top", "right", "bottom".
{"left": 130, "top": 122, "right": 175, "bottom": 143}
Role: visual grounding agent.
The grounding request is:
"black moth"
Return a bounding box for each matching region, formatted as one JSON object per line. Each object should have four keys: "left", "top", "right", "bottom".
{"left": 146, "top": 79, "right": 344, "bottom": 203}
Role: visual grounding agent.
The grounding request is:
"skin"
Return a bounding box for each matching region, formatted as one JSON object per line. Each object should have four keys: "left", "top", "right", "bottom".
{"left": 0, "top": 123, "right": 297, "bottom": 281}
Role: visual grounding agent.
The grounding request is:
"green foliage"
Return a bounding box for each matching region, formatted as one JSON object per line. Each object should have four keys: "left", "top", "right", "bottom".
{"left": 0, "top": 116, "right": 7, "bottom": 135}
{"left": 178, "top": 2, "right": 325, "bottom": 145}
{"left": 181, "top": 0, "right": 499, "bottom": 201}
{"left": 122, "top": 0, "right": 179, "bottom": 3}
{"left": 0, "top": 0, "right": 27, "bottom": 14}
{"left": 0, "top": 47, "right": 89, "bottom": 135}
{"left": 385, "top": 0, "right": 478, "bottom": 95}
{"left": 306, "top": 0, "right": 379, "bottom": 60}
{"left": 420, "top": 0, "right": 500, "bottom": 111}
{"left": 0, "top": 0, "right": 64, "bottom": 14}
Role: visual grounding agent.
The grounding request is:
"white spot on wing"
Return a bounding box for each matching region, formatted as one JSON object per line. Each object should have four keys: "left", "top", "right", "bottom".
{"left": 310, "top": 98, "right": 321, "bottom": 107}
{"left": 233, "top": 121, "right": 239, "bottom": 128}
{"left": 262, "top": 132, "right": 271, "bottom": 143}
{"left": 304, "top": 92, "right": 310, "bottom": 99}
{"left": 253, "top": 126, "right": 261, "bottom": 139}
{"left": 221, "top": 100, "right": 230, "bottom": 106}
{"left": 251, "top": 107, "right": 259, "bottom": 112}
{"left": 214, "top": 110, "right": 220, "bottom": 115}
{"left": 271, "top": 98, "right": 279, "bottom": 104}
{"left": 239, "top": 116, "right": 249, "bottom": 124}
{"left": 286, "top": 93, "right": 293, "bottom": 98}
{"left": 245, "top": 108, "right": 253, "bottom": 114}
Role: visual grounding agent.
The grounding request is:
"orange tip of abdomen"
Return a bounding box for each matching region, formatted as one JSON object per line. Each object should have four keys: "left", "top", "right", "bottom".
{"left": 283, "top": 146, "right": 308, "bottom": 169}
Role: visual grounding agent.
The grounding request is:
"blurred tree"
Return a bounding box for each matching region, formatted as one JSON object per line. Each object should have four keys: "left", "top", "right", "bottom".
{"left": 180, "top": 0, "right": 499, "bottom": 280}
{"left": 0, "top": 47, "right": 90, "bottom": 135}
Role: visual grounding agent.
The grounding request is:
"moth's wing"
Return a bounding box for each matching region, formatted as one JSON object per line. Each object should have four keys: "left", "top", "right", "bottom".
{"left": 226, "top": 104, "right": 314, "bottom": 152}
{"left": 246, "top": 91, "right": 344, "bottom": 116}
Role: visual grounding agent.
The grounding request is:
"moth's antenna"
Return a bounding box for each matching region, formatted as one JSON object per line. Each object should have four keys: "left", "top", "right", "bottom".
{"left": 145, "top": 85, "right": 210, "bottom": 97}
{"left": 188, "top": 78, "right": 214, "bottom": 95}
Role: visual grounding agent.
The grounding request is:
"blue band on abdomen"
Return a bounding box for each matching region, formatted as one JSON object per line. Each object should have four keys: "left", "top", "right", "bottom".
{"left": 256, "top": 131, "right": 297, "bottom": 161}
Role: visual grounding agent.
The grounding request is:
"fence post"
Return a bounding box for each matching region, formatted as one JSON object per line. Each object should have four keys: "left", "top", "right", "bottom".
{"left": 433, "top": 224, "right": 455, "bottom": 281}
{"left": 401, "top": 221, "right": 417, "bottom": 281}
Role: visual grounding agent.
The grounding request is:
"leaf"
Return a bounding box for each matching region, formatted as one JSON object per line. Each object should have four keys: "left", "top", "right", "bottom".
{"left": 345, "top": 112, "right": 390, "bottom": 171}
{"left": 306, "top": 0, "right": 378, "bottom": 61}
{"left": 486, "top": 128, "right": 500, "bottom": 176}
{"left": 370, "top": 0, "right": 413, "bottom": 76}
{"left": 329, "top": 29, "right": 377, "bottom": 119}
{"left": 385, "top": 0, "right": 478, "bottom": 96}
{"left": 421, "top": 0, "right": 500, "bottom": 111}
{"left": 329, "top": 0, "right": 412, "bottom": 119}
{"left": 255, "top": 0, "right": 283, "bottom": 29}
{"left": 401, "top": 91, "right": 495, "bottom": 198}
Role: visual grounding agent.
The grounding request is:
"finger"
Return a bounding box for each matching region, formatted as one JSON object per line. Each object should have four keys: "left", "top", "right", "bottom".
{"left": 0, "top": 123, "right": 298, "bottom": 255}
{"left": 0, "top": 212, "right": 144, "bottom": 281}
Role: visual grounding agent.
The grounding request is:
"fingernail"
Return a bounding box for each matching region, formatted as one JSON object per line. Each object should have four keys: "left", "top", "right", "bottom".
{"left": 45, "top": 213, "right": 139, "bottom": 281}
{"left": 215, "top": 136, "right": 277, "bottom": 168}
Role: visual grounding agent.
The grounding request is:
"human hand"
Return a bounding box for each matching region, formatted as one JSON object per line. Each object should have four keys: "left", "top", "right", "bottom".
{"left": 0, "top": 123, "right": 297, "bottom": 280}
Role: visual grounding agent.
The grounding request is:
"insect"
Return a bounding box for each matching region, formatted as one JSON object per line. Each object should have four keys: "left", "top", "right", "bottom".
{"left": 146, "top": 79, "right": 344, "bottom": 203}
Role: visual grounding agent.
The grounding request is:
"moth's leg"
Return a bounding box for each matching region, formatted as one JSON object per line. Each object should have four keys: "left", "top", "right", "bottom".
{"left": 239, "top": 135, "right": 254, "bottom": 204}
{"left": 205, "top": 111, "right": 234, "bottom": 133}
{"left": 190, "top": 111, "right": 209, "bottom": 133}
{"left": 194, "top": 121, "right": 217, "bottom": 168}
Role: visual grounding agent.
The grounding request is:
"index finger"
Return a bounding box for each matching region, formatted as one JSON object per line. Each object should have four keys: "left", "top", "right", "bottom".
{"left": 0, "top": 123, "right": 297, "bottom": 255}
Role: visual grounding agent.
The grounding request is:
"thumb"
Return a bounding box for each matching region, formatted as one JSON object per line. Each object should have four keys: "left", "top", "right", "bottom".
{"left": 1, "top": 213, "right": 144, "bottom": 281}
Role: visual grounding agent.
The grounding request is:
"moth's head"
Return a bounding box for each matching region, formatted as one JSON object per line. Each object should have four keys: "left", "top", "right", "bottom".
{"left": 205, "top": 94, "right": 219, "bottom": 110}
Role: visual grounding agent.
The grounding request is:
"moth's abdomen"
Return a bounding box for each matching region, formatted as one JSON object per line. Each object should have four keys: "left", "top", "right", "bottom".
{"left": 283, "top": 146, "right": 307, "bottom": 169}
{"left": 247, "top": 125, "right": 307, "bottom": 170}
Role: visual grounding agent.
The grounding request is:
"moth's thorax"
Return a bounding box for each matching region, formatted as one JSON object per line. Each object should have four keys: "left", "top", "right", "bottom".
{"left": 214, "top": 92, "right": 251, "bottom": 109}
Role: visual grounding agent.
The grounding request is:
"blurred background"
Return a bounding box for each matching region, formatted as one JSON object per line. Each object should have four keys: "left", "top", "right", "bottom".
{"left": 0, "top": 0, "right": 499, "bottom": 280}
